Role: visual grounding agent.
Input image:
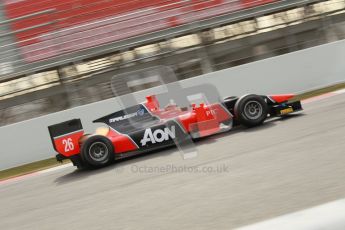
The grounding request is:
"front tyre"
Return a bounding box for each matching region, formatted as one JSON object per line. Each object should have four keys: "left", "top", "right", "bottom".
{"left": 234, "top": 94, "right": 268, "bottom": 127}
{"left": 81, "top": 135, "right": 114, "bottom": 168}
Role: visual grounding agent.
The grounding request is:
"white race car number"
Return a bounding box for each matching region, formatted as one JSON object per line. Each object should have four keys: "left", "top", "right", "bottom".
{"left": 62, "top": 138, "right": 75, "bottom": 152}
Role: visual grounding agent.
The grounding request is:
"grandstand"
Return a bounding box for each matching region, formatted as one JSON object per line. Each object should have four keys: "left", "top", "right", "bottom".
{"left": 1, "top": 0, "right": 345, "bottom": 126}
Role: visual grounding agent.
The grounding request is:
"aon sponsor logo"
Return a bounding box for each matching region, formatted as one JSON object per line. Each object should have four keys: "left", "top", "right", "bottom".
{"left": 140, "top": 126, "right": 176, "bottom": 146}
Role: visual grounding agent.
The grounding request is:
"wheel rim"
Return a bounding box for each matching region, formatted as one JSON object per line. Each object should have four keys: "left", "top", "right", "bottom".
{"left": 244, "top": 100, "right": 263, "bottom": 120}
{"left": 88, "top": 142, "right": 109, "bottom": 162}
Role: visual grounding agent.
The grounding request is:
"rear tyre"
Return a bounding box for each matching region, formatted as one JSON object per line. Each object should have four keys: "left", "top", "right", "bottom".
{"left": 81, "top": 135, "right": 114, "bottom": 168}
{"left": 234, "top": 94, "right": 268, "bottom": 127}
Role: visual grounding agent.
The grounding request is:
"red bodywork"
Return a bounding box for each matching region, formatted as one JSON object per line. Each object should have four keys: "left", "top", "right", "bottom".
{"left": 146, "top": 95, "right": 232, "bottom": 137}
{"left": 51, "top": 95, "right": 232, "bottom": 157}
{"left": 269, "top": 94, "right": 295, "bottom": 103}
{"left": 53, "top": 130, "right": 84, "bottom": 157}
{"left": 105, "top": 95, "right": 232, "bottom": 154}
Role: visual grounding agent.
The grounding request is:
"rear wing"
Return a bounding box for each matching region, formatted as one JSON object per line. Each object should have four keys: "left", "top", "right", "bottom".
{"left": 48, "top": 119, "right": 84, "bottom": 157}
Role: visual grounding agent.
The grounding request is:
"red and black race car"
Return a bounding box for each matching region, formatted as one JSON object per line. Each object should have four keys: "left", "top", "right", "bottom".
{"left": 48, "top": 94, "right": 302, "bottom": 169}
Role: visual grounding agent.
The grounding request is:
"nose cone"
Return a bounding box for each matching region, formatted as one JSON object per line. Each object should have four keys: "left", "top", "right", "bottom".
{"left": 269, "top": 94, "right": 295, "bottom": 103}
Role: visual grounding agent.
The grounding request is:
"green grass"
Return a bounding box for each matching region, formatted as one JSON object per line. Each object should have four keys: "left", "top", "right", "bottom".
{"left": 293, "top": 82, "right": 345, "bottom": 101}
{"left": 1, "top": 82, "right": 345, "bottom": 181}
{"left": 0, "top": 158, "right": 70, "bottom": 181}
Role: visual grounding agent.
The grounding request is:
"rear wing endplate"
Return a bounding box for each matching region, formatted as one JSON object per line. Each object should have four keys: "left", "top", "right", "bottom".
{"left": 48, "top": 119, "right": 84, "bottom": 157}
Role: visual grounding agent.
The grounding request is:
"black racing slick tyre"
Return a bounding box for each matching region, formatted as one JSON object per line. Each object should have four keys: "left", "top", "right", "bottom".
{"left": 234, "top": 94, "right": 268, "bottom": 127}
{"left": 81, "top": 135, "right": 114, "bottom": 168}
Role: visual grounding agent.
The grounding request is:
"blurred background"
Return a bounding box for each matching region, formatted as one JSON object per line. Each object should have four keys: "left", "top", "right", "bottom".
{"left": 1, "top": 0, "right": 345, "bottom": 126}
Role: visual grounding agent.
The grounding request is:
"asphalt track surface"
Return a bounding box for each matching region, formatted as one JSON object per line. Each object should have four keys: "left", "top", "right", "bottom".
{"left": 1, "top": 93, "right": 345, "bottom": 230}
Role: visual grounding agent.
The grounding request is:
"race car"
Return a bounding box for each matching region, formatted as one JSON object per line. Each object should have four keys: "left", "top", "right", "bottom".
{"left": 48, "top": 94, "right": 302, "bottom": 169}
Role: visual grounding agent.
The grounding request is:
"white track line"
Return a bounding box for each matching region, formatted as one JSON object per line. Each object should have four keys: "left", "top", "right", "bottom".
{"left": 0, "top": 173, "right": 40, "bottom": 186}
{"left": 302, "top": 88, "right": 345, "bottom": 104}
{"left": 38, "top": 163, "right": 73, "bottom": 174}
{"left": 334, "top": 88, "right": 345, "bottom": 94}
{"left": 0, "top": 163, "right": 73, "bottom": 186}
{"left": 302, "top": 92, "right": 337, "bottom": 104}
{"left": 235, "top": 199, "right": 345, "bottom": 230}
